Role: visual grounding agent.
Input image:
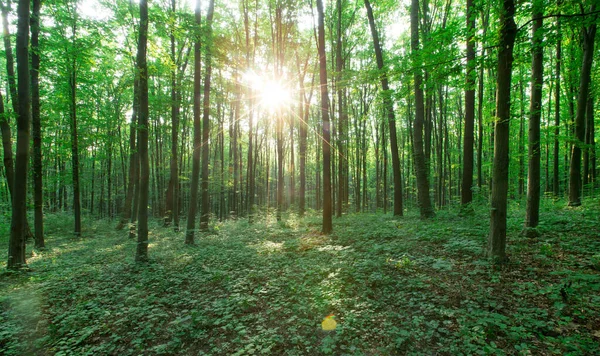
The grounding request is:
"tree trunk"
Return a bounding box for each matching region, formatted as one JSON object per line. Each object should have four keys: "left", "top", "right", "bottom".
{"left": 568, "top": 6, "right": 596, "bottom": 207}
{"left": 200, "top": 0, "right": 215, "bottom": 231}
{"left": 411, "top": 0, "right": 435, "bottom": 218}
{"left": 488, "top": 0, "right": 516, "bottom": 263}
{"left": 117, "top": 77, "right": 139, "bottom": 230}
{"left": 135, "top": 0, "right": 149, "bottom": 262}
{"left": 185, "top": 0, "right": 201, "bottom": 244}
{"left": 553, "top": 10, "right": 561, "bottom": 197}
{"left": 166, "top": 0, "right": 180, "bottom": 231}
{"left": 1, "top": 2, "right": 18, "bottom": 114}
{"left": 0, "top": 92, "right": 14, "bottom": 201}
{"left": 586, "top": 95, "right": 595, "bottom": 185}
{"left": 461, "top": 0, "right": 475, "bottom": 207}
{"left": 524, "top": 1, "right": 543, "bottom": 230}
{"left": 365, "top": 0, "right": 403, "bottom": 216}
{"left": 316, "top": 0, "right": 332, "bottom": 234}
{"left": 69, "top": 21, "right": 82, "bottom": 237}
{"left": 31, "top": 0, "right": 43, "bottom": 247}
{"left": 7, "top": 0, "right": 30, "bottom": 269}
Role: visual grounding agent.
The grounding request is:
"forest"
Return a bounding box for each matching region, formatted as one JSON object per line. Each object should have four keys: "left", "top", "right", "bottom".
{"left": 1, "top": 0, "right": 600, "bottom": 354}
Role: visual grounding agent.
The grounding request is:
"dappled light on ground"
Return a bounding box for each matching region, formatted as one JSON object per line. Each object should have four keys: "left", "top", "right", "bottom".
{"left": 1, "top": 201, "right": 600, "bottom": 354}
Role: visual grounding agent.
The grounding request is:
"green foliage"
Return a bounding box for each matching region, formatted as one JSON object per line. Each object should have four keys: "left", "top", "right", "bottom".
{"left": 1, "top": 199, "right": 600, "bottom": 355}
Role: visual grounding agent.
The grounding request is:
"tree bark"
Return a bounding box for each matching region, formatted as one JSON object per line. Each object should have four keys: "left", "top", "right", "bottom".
{"left": 68, "top": 12, "right": 82, "bottom": 237}
{"left": 553, "top": 9, "right": 561, "bottom": 197}
{"left": 316, "top": 0, "right": 332, "bottom": 234}
{"left": 488, "top": 0, "right": 517, "bottom": 263}
{"left": 525, "top": 1, "right": 543, "bottom": 230}
{"left": 31, "top": 0, "right": 43, "bottom": 247}
{"left": 411, "top": 0, "right": 434, "bottom": 218}
{"left": 364, "top": 0, "right": 403, "bottom": 216}
{"left": 117, "top": 77, "right": 139, "bottom": 230}
{"left": 200, "top": 0, "right": 215, "bottom": 231}
{"left": 461, "top": 0, "right": 475, "bottom": 207}
{"left": 7, "top": 0, "right": 30, "bottom": 269}
{"left": 166, "top": 0, "right": 180, "bottom": 231}
{"left": 0, "top": 92, "right": 13, "bottom": 200}
{"left": 135, "top": 0, "right": 149, "bottom": 262}
{"left": 568, "top": 6, "right": 596, "bottom": 207}
{"left": 185, "top": 0, "right": 201, "bottom": 244}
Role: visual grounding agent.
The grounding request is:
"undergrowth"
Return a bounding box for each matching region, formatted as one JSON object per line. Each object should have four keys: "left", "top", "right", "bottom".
{"left": 1, "top": 198, "right": 599, "bottom": 355}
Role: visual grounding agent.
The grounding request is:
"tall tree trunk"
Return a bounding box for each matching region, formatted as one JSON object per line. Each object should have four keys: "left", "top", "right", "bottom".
{"left": 117, "top": 77, "right": 139, "bottom": 230}
{"left": 586, "top": 95, "right": 595, "bottom": 185}
{"left": 166, "top": 0, "right": 180, "bottom": 231}
{"left": 364, "top": 0, "right": 403, "bottom": 216}
{"left": 316, "top": 0, "right": 332, "bottom": 234}
{"left": 69, "top": 14, "right": 82, "bottom": 237}
{"left": 200, "top": 0, "right": 215, "bottom": 231}
{"left": 335, "top": 0, "right": 345, "bottom": 218}
{"left": 553, "top": 11, "right": 561, "bottom": 197}
{"left": 2, "top": 0, "right": 33, "bottom": 240}
{"left": 31, "top": 0, "right": 43, "bottom": 247}
{"left": 7, "top": 0, "right": 30, "bottom": 269}
{"left": 135, "top": 0, "right": 149, "bottom": 262}
{"left": 411, "top": 0, "right": 434, "bottom": 218}
{"left": 568, "top": 6, "right": 596, "bottom": 207}
{"left": 524, "top": 1, "right": 543, "bottom": 231}
{"left": 244, "top": 0, "right": 255, "bottom": 221}
{"left": 1, "top": 2, "right": 18, "bottom": 114}
{"left": 488, "top": 0, "right": 516, "bottom": 263}
{"left": 0, "top": 92, "right": 13, "bottom": 200}
{"left": 185, "top": 0, "right": 201, "bottom": 244}
{"left": 461, "top": 0, "right": 475, "bottom": 207}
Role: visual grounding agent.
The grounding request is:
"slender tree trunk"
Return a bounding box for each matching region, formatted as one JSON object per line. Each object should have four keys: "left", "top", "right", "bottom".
{"left": 166, "top": 0, "right": 180, "bottom": 231}
{"left": 1, "top": 2, "right": 18, "bottom": 115}
{"left": 488, "top": 0, "right": 517, "bottom": 263}
{"left": 316, "top": 0, "right": 332, "bottom": 233}
{"left": 553, "top": 13, "right": 561, "bottom": 197}
{"left": 31, "top": 0, "right": 43, "bottom": 247}
{"left": 185, "top": 0, "right": 201, "bottom": 244}
{"left": 364, "top": 0, "right": 402, "bottom": 216}
{"left": 586, "top": 95, "right": 595, "bottom": 185}
{"left": 524, "top": 1, "right": 543, "bottom": 231}
{"left": 568, "top": 6, "right": 596, "bottom": 207}
{"left": 411, "top": 0, "right": 434, "bottom": 218}
{"left": 117, "top": 78, "right": 139, "bottom": 230}
{"left": 69, "top": 39, "right": 82, "bottom": 237}
{"left": 461, "top": 0, "right": 475, "bottom": 207}
{"left": 7, "top": 0, "right": 30, "bottom": 269}
{"left": 0, "top": 92, "right": 13, "bottom": 200}
{"left": 135, "top": 0, "right": 149, "bottom": 262}
{"left": 200, "top": 0, "right": 215, "bottom": 231}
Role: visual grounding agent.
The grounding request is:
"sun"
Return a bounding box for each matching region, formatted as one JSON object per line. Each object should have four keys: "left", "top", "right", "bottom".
{"left": 244, "top": 71, "right": 291, "bottom": 112}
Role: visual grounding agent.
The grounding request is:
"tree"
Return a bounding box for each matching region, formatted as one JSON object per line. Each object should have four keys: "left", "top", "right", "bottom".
{"left": 364, "top": 0, "right": 403, "bottom": 217}
{"left": 185, "top": 0, "right": 202, "bottom": 244}
{"left": 488, "top": 0, "right": 517, "bottom": 262}
{"left": 553, "top": 5, "right": 561, "bottom": 197}
{"left": 461, "top": 0, "right": 475, "bottom": 208}
{"left": 524, "top": 0, "right": 543, "bottom": 233}
{"left": 64, "top": 1, "right": 82, "bottom": 237}
{"left": 135, "top": 0, "right": 149, "bottom": 262}
{"left": 200, "top": 0, "right": 215, "bottom": 232}
{"left": 568, "top": 5, "right": 597, "bottom": 207}
{"left": 316, "top": 0, "right": 332, "bottom": 234}
{"left": 7, "top": 0, "right": 30, "bottom": 269}
{"left": 411, "top": 0, "right": 435, "bottom": 219}
{"left": 31, "top": 0, "right": 44, "bottom": 248}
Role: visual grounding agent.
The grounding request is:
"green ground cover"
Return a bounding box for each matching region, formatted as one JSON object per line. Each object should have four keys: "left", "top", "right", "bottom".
{"left": 1, "top": 200, "right": 600, "bottom": 355}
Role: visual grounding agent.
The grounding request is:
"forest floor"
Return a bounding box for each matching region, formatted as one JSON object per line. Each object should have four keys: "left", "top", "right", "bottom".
{"left": 1, "top": 199, "right": 600, "bottom": 355}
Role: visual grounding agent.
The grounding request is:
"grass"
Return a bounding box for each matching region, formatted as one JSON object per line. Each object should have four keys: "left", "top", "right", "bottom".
{"left": 1, "top": 199, "right": 600, "bottom": 355}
